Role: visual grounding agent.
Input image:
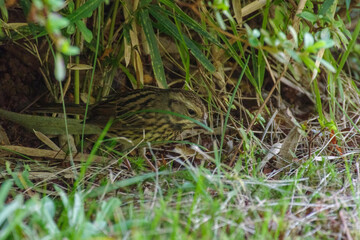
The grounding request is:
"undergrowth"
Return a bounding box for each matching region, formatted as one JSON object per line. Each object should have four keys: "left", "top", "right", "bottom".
{"left": 1, "top": 0, "right": 360, "bottom": 239}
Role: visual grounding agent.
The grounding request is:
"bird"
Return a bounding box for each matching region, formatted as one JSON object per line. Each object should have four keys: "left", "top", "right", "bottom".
{"left": 0, "top": 88, "right": 208, "bottom": 149}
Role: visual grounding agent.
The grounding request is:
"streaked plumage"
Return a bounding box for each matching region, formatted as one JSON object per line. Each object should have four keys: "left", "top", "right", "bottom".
{"left": 38, "top": 88, "right": 207, "bottom": 147}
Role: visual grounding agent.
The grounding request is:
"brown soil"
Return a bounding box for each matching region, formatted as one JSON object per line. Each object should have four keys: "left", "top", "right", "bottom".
{"left": 0, "top": 44, "right": 46, "bottom": 147}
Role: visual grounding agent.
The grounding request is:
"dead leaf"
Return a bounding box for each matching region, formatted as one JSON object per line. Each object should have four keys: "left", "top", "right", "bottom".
{"left": 276, "top": 126, "right": 302, "bottom": 169}
{"left": 0, "top": 145, "right": 108, "bottom": 163}
{"left": 33, "top": 130, "right": 62, "bottom": 151}
{"left": 67, "top": 63, "right": 93, "bottom": 70}
{"left": 0, "top": 125, "right": 10, "bottom": 145}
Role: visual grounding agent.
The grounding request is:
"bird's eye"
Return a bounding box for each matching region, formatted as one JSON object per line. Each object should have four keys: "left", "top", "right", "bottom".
{"left": 188, "top": 109, "right": 196, "bottom": 116}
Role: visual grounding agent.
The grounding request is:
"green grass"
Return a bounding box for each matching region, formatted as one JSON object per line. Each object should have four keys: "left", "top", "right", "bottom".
{"left": 1, "top": 146, "right": 360, "bottom": 239}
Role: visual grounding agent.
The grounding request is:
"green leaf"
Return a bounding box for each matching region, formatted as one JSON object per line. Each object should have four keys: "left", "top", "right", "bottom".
{"left": 47, "top": 0, "right": 65, "bottom": 11}
{"left": 334, "top": 19, "right": 360, "bottom": 80}
{"left": 316, "top": 57, "right": 336, "bottom": 73}
{"left": 40, "top": 197, "right": 58, "bottom": 233}
{"left": 306, "top": 40, "right": 326, "bottom": 53}
{"left": 68, "top": 1, "right": 75, "bottom": 12}
{"left": 215, "top": 11, "right": 226, "bottom": 30}
{"left": 301, "top": 55, "right": 316, "bottom": 71}
{"left": 47, "top": 13, "right": 70, "bottom": 33}
{"left": 0, "top": 195, "right": 24, "bottom": 230}
{"left": 75, "top": 20, "right": 93, "bottom": 43}
{"left": 320, "top": 28, "right": 331, "bottom": 40}
{"left": 138, "top": 9, "right": 168, "bottom": 88}
{"left": 0, "top": 180, "right": 13, "bottom": 210}
{"left": 335, "top": 28, "right": 350, "bottom": 46}
{"left": 287, "top": 49, "right": 301, "bottom": 62}
{"left": 95, "top": 198, "right": 121, "bottom": 222}
{"left": 0, "top": 0, "right": 8, "bottom": 22}
{"left": 58, "top": 38, "right": 80, "bottom": 55}
{"left": 67, "top": 0, "right": 105, "bottom": 23}
{"left": 159, "top": 0, "right": 222, "bottom": 47}
{"left": 298, "top": 11, "right": 318, "bottom": 23}
{"left": 313, "top": 79, "right": 325, "bottom": 126}
{"left": 67, "top": 23, "right": 76, "bottom": 35}
{"left": 249, "top": 37, "right": 261, "bottom": 47}
{"left": 304, "top": 32, "right": 314, "bottom": 49}
{"left": 19, "top": 0, "right": 32, "bottom": 16}
{"left": 148, "top": 6, "right": 215, "bottom": 73}
{"left": 319, "top": 0, "right": 335, "bottom": 16}
{"left": 118, "top": 63, "right": 139, "bottom": 88}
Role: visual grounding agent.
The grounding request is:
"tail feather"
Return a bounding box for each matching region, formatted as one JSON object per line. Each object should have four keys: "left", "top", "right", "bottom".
{"left": 33, "top": 103, "right": 87, "bottom": 115}
{"left": 0, "top": 108, "right": 102, "bottom": 135}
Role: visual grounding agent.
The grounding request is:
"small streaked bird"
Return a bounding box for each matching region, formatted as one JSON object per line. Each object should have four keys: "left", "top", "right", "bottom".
{"left": 0, "top": 88, "right": 208, "bottom": 148}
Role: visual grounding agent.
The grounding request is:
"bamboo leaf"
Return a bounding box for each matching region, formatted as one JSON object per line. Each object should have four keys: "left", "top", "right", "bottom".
{"left": 149, "top": 6, "right": 215, "bottom": 73}
{"left": 158, "top": 1, "right": 222, "bottom": 47}
{"left": 138, "top": 8, "right": 168, "bottom": 88}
